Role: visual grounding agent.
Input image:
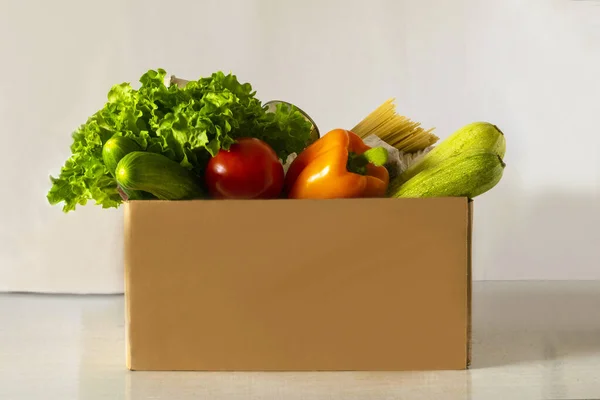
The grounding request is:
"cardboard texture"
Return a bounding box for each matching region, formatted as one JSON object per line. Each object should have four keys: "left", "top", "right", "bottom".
{"left": 124, "top": 197, "right": 472, "bottom": 371}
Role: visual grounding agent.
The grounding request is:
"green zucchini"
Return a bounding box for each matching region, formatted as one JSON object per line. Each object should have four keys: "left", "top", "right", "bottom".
{"left": 390, "top": 149, "right": 505, "bottom": 199}
{"left": 102, "top": 136, "right": 142, "bottom": 177}
{"left": 391, "top": 122, "right": 506, "bottom": 191}
{"left": 115, "top": 152, "right": 205, "bottom": 200}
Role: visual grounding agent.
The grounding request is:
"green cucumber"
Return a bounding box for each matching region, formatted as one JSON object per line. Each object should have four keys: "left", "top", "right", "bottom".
{"left": 116, "top": 152, "right": 205, "bottom": 200}
{"left": 392, "top": 122, "right": 506, "bottom": 190}
{"left": 117, "top": 185, "right": 156, "bottom": 201}
{"left": 390, "top": 149, "right": 506, "bottom": 199}
{"left": 102, "top": 136, "right": 142, "bottom": 177}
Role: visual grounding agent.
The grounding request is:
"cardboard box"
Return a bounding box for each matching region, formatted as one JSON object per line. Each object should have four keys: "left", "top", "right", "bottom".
{"left": 124, "top": 197, "right": 472, "bottom": 371}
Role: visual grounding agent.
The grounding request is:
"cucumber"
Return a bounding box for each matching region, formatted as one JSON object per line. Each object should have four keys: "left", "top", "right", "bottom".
{"left": 115, "top": 152, "right": 205, "bottom": 200}
{"left": 117, "top": 185, "right": 156, "bottom": 201}
{"left": 102, "top": 136, "right": 142, "bottom": 177}
{"left": 392, "top": 122, "right": 506, "bottom": 190}
{"left": 390, "top": 149, "right": 505, "bottom": 199}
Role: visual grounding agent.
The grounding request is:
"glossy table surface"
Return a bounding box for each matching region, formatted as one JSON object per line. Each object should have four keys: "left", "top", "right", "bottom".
{"left": 1, "top": 281, "right": 600, "bottom": 400}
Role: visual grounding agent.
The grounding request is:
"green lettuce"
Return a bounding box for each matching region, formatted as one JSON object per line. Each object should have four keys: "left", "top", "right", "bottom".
{"left": 47, "top": 69, "right": 313, "bottom": 212}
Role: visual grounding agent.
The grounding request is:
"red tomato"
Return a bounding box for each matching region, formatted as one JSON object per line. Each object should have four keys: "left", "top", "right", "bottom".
{"left": 205, "top": 138, "right": 284, "bottom": 199}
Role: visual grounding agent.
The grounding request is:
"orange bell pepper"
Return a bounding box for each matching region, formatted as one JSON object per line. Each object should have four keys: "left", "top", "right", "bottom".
{"left": 284, "top": 129, "right": 390, "bottom": 199}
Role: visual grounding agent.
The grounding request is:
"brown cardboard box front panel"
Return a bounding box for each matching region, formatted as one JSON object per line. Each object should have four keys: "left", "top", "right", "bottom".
{"left": 124, "top": 197, "right": 471, "bottom": 371}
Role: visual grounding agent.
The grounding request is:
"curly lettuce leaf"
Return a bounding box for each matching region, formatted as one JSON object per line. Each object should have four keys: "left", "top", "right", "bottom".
{"left": 48, "top": 68, "right": 313, "bottom": 212}
{"left": 253, "top": 102, "right": 315, "bottom": 161}
{"left": 47, "top": 115, "right": 122, "bottom": 212}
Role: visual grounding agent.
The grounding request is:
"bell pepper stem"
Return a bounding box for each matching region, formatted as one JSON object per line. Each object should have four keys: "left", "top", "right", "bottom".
{"left": 361, "top": 147, "right": 388, "bottom": 167}
{"left": 347, "top": 147, "right": 388, "bottom": 175}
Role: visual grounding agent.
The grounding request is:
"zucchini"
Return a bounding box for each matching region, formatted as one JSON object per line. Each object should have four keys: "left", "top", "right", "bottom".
{"left": 390, "top": 149, "right": 505, "bottom": 199}
{"left": 116, "top": 152, "right": 205, "bottom": 200}
{"left": 102, "top": 136, "right": 141, "bottom": 177}
{"left": 392, "top": 122, "right": 506, "bottom": 190}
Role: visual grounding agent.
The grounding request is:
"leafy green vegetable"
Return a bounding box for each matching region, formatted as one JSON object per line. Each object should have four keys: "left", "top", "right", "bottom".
{"left": 47, "top": 68, "right": 313, "bottom": 212}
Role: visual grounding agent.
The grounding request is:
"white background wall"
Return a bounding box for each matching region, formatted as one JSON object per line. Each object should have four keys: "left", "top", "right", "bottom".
{"left": 0, "top": 0, "right": 598, "bottom": 293}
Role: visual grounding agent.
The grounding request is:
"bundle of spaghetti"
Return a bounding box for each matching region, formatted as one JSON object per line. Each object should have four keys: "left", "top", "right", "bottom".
{"left": 351, "top": 99, "right": 438, "bottom": 153}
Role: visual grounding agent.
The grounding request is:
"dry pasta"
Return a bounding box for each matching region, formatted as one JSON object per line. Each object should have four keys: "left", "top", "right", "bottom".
{"left": 351, "top": 99, "right": 438, "bottom": 153}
